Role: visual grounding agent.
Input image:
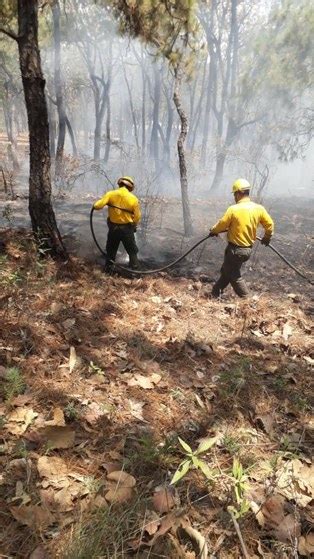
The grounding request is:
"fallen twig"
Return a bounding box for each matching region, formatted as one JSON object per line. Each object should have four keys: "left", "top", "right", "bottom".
{"left": 229, "top": 510, "right": 250, "bottom": 559}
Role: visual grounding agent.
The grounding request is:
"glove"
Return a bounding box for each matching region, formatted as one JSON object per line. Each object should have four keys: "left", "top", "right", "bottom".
{"left": 208, "top": 231, "right": 218, "bottom": 237}
{"left": 133, "top": 226, "right": 137, "bottom": 233}
{"left": 261, "top": 236, "right": 271, "bottom": 246}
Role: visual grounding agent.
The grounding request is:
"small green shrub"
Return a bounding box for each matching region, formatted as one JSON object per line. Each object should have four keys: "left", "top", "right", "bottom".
{"left": 3, "top": 367, "right": 26, "bottom": 401}
{"left": 170, "top": 436, "right": 217, "bottom": 484}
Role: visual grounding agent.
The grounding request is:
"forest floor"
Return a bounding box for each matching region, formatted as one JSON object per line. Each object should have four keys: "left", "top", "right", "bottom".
{"left": 0, "top": 193, "right": 313, "bottom": 559}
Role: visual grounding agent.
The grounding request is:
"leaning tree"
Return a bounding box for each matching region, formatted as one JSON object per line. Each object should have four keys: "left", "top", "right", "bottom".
{"left": 0, "top": 0, "right": 67, "bottom": 258}
{"left": 111, "top": 0, "right": 200, "bottom": 236}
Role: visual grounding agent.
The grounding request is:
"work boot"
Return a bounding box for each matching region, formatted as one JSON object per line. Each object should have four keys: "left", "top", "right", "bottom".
{"left": 129, "top": 254, "right": 140, "bottom": 270}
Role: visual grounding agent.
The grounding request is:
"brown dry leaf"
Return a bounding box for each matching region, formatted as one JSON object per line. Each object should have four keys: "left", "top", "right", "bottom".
{"left": 128, "top": 399, "right": 145, "bottom": 421}
{"left": 150, "top": 373, "right": 162, "bottom": 385}
{"left": 128, "top": 374, "right": 155, "bottom": 389}
{"left": 37, "top": 456, "right": 68, "bottom": 478}
{"left": 40, "top": 486, "right": 74, "bottom": 512}
{"left": 11, "top": 394, "right": 33, "bottom": 406}
{"left": 255, "top": 494, "right": 285, "bottom": 528}
{"left": 69, "top": 346, "right": 77, "bottom": 374}
{"left": 11, "top": 481, "right": 31, "bottom": 505}
{"left": 107, "top": 470, "right": 136, "bottom": 487}
{"left": 282, "top": 323, "right": 293, "bottom": 341}
{"left": 41, "top": 476, "right": 70, "bottom": 490}
{"left": 144, "top": 511, "right": 160, "bottom": 536}
{"left": 274, "top": 513, "right": 300, "bottom": 543}
{"left": 252, "top": 494, "right": 301, "bottom": 544}
{"left": 276, "top": 459, "right": 314, "bottom": 507}
{"left": 84, "top": 402, "right": 110, "bottom": 424}
{"left": 6, "top": 408, "right": 38, "bottom": 435}
{"left": 147, "top": 511, "right": 184, "bottom": 547}
{"left": 93, "top": 495, "right": 108, "bottom": 509}
{"left": 255, "top": 413, "right": 274, "bottom": 436}
{"left": 152, "top": 486, "right": 176, "bottom": 513}
{"left": 45, "top": 407, "right": 65, "bottom": 426}
{"left": 40, "top": 425, "right": 75, "bottom": 449}
{"left": 10, "top": 505, "right": 54, "bottom": 531}
{"left": 29, "top": 545, "right": 49, "bottom": 559}
{"left": 101, "top": 462, "right": 122, "bottom": 474}
{"left": 104, "top": 470, "right": 136, "bottom": 504}
{"left": 298, "top": 533, "right": 314, "bottom": 556}
{"left": 105, "top": 485, "right": 133, "bottom": 504}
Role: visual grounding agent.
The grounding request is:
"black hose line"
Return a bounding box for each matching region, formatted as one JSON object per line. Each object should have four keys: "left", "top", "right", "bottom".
{"left": 90, "top": 207, "right": 211, "bottom": 275}
{"left": 256, "top": 237, "right": 313, "bottom": 285}
{"left": 90, "top": 207, "right": 313, "bottom": 284}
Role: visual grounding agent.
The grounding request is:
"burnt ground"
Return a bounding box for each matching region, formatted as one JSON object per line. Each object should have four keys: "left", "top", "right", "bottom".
{"left": 0, "top": 192, "right": 313, "bottom": 559}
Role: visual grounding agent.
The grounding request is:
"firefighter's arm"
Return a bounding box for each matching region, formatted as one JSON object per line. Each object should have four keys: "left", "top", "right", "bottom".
{"left": 93, "top": 192, "right": 110, "bottom": 210}
{"left": 210, "top": 208, "right": 232, "bottom": 235}
{"left": 133, "top": 201, "right": 141, "bottom": 224}
{"left": 260, "top": 208, "right": 274, "bottom": 241}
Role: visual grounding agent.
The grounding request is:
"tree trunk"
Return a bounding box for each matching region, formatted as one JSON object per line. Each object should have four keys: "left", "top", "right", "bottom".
{"left": 173, "top": 65, "right": 193, "bottom": 236}
{"left": 17, "top": 0, "right": 66, "bottom": 258}
{"left": 104, "top": 94, "right": 111, "bottom": 163}
{"left": 65, "top": 115, "right": 77, "bottom": 156}
{"left": 52, "top": 0, "right": 66, "bottom": 178}
{"left": 48, "top": 97, "right": 57, "bottom": 157}
{"left": 164, "top": 87, "right": 174, "bottom": 163}
{"left": 209, "top": 152, "right": 226, "bottom": 193}
{"left": 150, "top": 64, "right": 161, "bottom": 165}
{"left": 94, "top": 112, "right": 101, "bottom": 161}
{"left": 3, "top": 86, "right": 20, "bottom": 171}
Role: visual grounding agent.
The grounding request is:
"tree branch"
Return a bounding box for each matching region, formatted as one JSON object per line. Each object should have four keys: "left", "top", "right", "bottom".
{"left": 0, "top": 27, "right": 19, "bottom": 42}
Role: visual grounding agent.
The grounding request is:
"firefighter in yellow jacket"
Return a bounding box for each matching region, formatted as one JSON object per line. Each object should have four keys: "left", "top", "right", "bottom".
{"left": 93, "top": 176, "right": 141, "bottom": 272}
{"left": 209, "top": 178, "right": 274, "bottom": 298}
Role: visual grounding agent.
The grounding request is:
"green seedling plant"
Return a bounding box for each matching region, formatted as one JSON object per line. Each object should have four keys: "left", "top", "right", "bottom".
{"left": 64, "top": 402, "right": 80, "bottom": 421}
{"left": 227, "top": 458, "right": 250, "bottom": 519}
{"left": 4, "top": 367, "right": 26, "bottom": 402}
{"left": 88, "top": 361, "right": 104, "bottom": 375}
{"left": 170, "top": 436, "right": 217, "bottom": 484}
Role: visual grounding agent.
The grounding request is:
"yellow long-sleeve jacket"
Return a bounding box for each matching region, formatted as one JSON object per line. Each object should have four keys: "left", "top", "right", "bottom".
{"left": 93, "top": 187, "right": 141, "bottom": 225}
{"left": 211, "top": 197, "right": 274, "bottom": 247}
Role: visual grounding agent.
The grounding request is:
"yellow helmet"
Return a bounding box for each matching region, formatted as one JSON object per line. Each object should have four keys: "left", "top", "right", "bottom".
{"left": 118, "top": 176, "right": 135, "bottom": 190}
{"left": 232, "top": 178, "right": 251, "bottom": 193}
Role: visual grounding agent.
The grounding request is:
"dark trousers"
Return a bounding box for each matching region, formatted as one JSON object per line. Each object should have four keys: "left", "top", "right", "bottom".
{"left": 106, "top": 222, "right": 139, "bottom": 270}
{"left": 212, "top": 243, "right": 251, "bottom": 298}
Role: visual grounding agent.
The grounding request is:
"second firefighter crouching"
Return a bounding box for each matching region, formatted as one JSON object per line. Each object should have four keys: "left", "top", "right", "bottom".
{"left": 93, "top": 176, "right": 141, "bottom": 272}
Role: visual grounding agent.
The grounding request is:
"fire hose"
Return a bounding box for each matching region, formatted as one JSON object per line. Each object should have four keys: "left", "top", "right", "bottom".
{"left": 90, "top": 207, "right": 313, "bottom": 284}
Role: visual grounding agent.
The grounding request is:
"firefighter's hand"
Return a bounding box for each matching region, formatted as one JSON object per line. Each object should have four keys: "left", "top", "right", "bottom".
{"left": 133, "top": 226, "right": 137, "bottom": 232}
{"left": 261, "top": 236, "right": 271, "bottom": 246}
{"left": 208, "top": 231, "right": 218, "bottom": 238}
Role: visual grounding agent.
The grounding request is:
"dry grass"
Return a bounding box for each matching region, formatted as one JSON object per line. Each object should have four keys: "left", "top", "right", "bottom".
{"left": 0, "top": 228, "right": 313, "bottom": 558}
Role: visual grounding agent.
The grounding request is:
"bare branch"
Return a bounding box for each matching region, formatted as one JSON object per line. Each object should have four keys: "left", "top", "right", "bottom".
{"left": 0, "top": 27, "right": 19, "bottom": 42}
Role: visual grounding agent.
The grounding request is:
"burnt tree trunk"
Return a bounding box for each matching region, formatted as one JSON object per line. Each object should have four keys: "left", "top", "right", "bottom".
{"left": 17, "top": 0, "right": 66, "bottom": 258}
{"left": 173, "top": 65, "right": 193, "bottom": 237}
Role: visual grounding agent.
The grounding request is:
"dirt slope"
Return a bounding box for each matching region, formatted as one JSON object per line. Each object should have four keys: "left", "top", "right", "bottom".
{"left": 0, "top": 230, "right": 313, "bottom": 559}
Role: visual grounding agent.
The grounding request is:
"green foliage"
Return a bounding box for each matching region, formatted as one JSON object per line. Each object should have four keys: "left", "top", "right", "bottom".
{"left": 0, "top": 270, "right": 23, "bottom": 286}
{"left": 111, "top": 0, "right": 200, "bottom": 69}
{"left": 88, "top": 361, "right": 104, "bottom": 375}
{"left": 218, "top": 358, "right": 250, "bottom": 396}
{"left": 64, "top": 401, "right": 80, "bottom": 421}
{"left": 227, "top": 458, "right": 250, "bottom": 520}
{"left": 246, "top": 0, "right": 314, "bottom": 95}
{"left": 170, "top": 435, "right": 217, "bottom": 484}
{"left": 3, "top": 367, "right": 26, "bottom": 401}
{"left": 63, "top": 499, "right": 141, "bottom": 559}
{"left": 223, "top": 434, "right": 241, "bottom": 456}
